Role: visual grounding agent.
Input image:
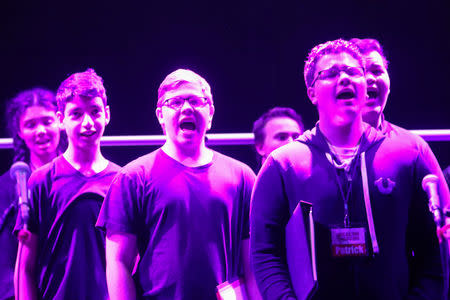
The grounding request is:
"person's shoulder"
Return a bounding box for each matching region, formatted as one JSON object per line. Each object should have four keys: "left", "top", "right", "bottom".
{"left": 105, "top": 160, "right": 122, "bottom": 173}
{"left": 118, "top": 149, "right": 162, "bottom": 177}
{"left": 385, "top": 121, "right": 423, "bottom": 141}
{"left": 212, "top": 150, "right": 255, "bottom": 177}
{"left": 382, "top": 121, "right": 430, "bottom": 151}
{"left": 0, "top": 169, "right": 15, "bottom": 197}
{"left": 273, "top": 139, "right": 312, "bottom": 162}
{"left": 28, "top": 158, "right": 58, "bottom": 185}
{"left": 0, "top": 169, "right": 13, "bottom": 184}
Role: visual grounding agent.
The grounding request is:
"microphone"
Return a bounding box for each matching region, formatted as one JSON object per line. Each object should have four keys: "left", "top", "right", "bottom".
{"left": 422, "top": 174, "right": 441, "bottom": 225}
{"left": 10, "top": 161, "right": 31, "bottom": 228}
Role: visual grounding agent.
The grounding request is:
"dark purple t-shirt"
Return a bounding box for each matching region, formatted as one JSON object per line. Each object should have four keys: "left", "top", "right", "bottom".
{"left": 97, "top": 149, "right": 255, "bottom": 300}
{"left": 0, "top": 170, "right": 18, "bottom": 300}
{"left": 15, "top": 156, "right": 120, "bottom": 300}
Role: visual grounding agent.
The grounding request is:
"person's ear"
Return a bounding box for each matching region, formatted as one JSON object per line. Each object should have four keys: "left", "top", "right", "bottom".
{"left": 256, "top": 144, "right": 266, "bottom": 157}
{"left": 105, "top": 105, "right": 111, "bottom": 125}
{"left": 207, "top": 104, "right": 215, "bottom": 130}
{"left": 307, "top": 86, "right": 318, "bottom": 105}
{"left": 56, "top": 111, "right": 65, "bottom": 130}
{"left": 155, "top": 107, "right": 167, "bottom": 134}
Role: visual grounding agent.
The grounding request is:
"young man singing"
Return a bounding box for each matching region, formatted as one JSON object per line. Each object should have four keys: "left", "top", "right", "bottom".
{"left": 97, "top": 69, "right": 258, "bottom": 300}
{"left": 250, "top": 39, "right": 444, "bottom": 299}
{"left": 14, "top": 69, "right": 120, "bottom": 300}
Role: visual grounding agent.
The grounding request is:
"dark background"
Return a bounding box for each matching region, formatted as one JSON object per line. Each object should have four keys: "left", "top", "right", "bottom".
{"left": 1, "top": 0, "right": 449, "bottom": 173}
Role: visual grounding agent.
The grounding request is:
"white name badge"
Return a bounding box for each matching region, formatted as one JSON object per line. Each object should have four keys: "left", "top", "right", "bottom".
{"left": 216, "top": 278, "right": 247, "bottom": 300}
{"left": 331, "top": 227, "right": 367, "bottom": 257}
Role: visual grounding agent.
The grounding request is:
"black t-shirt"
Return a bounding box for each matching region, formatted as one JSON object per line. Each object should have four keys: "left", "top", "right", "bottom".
{"left": 0, "top": 170, "right": 18, "bottom": 300}
{"left": 97, "top": 149, "right": 255, "bottom": 300}
{"left": 15, "top": 156, "right": 120, "bottom": 300}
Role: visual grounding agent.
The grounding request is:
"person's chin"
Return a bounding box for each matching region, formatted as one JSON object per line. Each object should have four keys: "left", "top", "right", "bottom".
{"left": 363, "top": 105, "right": 382, "bottom": 117}
{"left": 76, "top": 137, "right": 100, "bottom": 148}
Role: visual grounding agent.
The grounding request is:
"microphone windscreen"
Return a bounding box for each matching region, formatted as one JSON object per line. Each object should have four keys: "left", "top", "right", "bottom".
{"left": 422, "top": 174, "right": 438, "bottom": 191}
{"left": 10, "top": 161, "right": 31, "bottom": 180}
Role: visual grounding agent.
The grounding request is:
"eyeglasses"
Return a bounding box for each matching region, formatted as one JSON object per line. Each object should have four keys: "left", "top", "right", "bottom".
{"left": 161, "top": 96, "right": 209, "bottom": 110}
{"left": 311, "top": 65, "right": 365, "bottom": 87}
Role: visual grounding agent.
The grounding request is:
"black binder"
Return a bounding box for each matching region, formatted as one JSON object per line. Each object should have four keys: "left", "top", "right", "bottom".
{"left": 285, "top": 201, "right": 317, "bottom": 299}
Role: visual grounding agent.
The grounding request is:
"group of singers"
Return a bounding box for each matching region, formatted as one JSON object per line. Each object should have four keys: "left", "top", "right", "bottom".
{"left": 0, "top": 38, "right": 449, "bottom": 300}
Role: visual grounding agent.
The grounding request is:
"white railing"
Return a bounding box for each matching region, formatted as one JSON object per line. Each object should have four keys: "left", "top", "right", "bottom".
{"left": 1, "top": 130, "right": 450, "bottom": 149}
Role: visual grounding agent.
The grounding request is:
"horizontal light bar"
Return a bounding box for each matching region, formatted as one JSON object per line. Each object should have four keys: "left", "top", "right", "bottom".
{"left": 0, "top": 130, "right": 449, "bottom": 149}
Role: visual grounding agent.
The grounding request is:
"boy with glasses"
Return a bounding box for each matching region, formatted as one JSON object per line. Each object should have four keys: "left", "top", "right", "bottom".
{"left": 14, "top": 69, "right": 120, "bottom": 300}
{"left": 351, "top": 37, "right": 450, "bottom": 237}
{"left": 97, "top": 69, "right": 258, "bottom": 299}
{"left": 250, "top": 39, "right": 444, "bottom": 299}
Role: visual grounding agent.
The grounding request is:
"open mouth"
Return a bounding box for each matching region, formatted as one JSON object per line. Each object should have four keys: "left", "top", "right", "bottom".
{"left": 80, "top": 131, "right": 96, "bottom": 137}
{"left": 367, "top": 90, "right": 379, "bottom": 99}
{"left": 35, "top": 138, "right": 50, "bottom": 145}
{"left": 336, "top": 90, "right": 355, "bottom": 100}
{"left": 180, "top": 120, "right": 196, "bottom": 131}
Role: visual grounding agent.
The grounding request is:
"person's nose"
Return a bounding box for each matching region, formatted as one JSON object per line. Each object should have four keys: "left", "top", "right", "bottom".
{"left": 366, "top": 73, "right": 376, "bottom": 85}
{"left": 338, "top": 71, "right": 351, "bottom": 86}
{"left": 81, "top": 113, "right": 94, "bottom": 128}
{"left": 180, "top": 99, "right": 194, "bottom": 114}
{"left": 35, "top": 123, "right": 47, "bottom": 135}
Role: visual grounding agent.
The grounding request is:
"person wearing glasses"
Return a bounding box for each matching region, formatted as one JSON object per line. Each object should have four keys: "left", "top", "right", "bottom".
{"left": 97, "top": 69, "right": 259, "bottom": 300}
{"left": 252, "top": 107, "right": 304, "bottom": 167}
{"left": 250, "top": 39, "right": 444, "bottom": 299}
{"left": 350, "top": 37, "right": 450, "bottom": 236}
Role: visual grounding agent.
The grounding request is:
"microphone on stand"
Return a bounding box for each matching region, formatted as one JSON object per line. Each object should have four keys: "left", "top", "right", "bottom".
{"left": 10, "top": 161, "right": 31, "bottom": 234}
{"left": 422, "top": 174, "right": 441, "bottom": 226}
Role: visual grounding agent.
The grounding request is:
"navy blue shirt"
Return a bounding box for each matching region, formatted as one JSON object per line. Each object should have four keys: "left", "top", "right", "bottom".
{"left": 0, "top": 170, "right": 18, "bottom": 300}
{"left": 15, "top": 156, "right": 120, "bottom": 300}
{"left": 97, "top": 149, "right": 255, "bottom": 300}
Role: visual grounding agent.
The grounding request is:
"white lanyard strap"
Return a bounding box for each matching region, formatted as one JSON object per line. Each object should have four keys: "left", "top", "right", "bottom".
{"left": 360, "top": 152, "right": 379, "bottom": 254}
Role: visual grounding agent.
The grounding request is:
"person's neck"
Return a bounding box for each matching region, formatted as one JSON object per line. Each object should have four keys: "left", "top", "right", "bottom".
{"left": 363, "top": 112, "right": 382, "bottom": 129}
{"left": 320, "top": 117, "right": 365, "bottom": 148}
{"left": 29, "top": 152, "right": 58, "bottom": 171}
{"left": 63, "top": 144, "right": 108, "bottom": 176}
{"left": 261, "top": 156, "right": 267, "bottom": 166}
{"left": 162, "top": 139, "right": 212, "bottom": 167}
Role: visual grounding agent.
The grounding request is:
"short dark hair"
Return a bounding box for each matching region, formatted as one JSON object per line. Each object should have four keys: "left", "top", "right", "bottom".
{"left": 350, "top": 38, "right": 389, "bottom": 69}
{"left": 252, "top": 106, "right": 304, "bottom": 149}
{"left": 56, "top": 68, "right": 107, "bottom": 113}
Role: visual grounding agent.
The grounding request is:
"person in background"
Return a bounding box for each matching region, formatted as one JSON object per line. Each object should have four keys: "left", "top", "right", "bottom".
{"left": 14, "top": 69, "right": 120, "bottom": 300}
{"left": 97, "top": 69, "right": 259, "bottom": 300}
{"left": 0, "top": 88, "right": 64, "bottom": 300}
{"left": 351, "top": 37, "right": 450, "bottom": 245}
{"left": 250, "top": 38, "right": 444, "bottom": 299}
{"left": 253, "top": 107, "right": 304, "bottom": 166}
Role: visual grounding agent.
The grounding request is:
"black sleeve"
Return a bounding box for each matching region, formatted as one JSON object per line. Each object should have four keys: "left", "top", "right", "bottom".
{"left": 406, "top": 152, "right": 445, "bottom": 300}
{"left": 250, "top": 157, "right": 296, "bottom": 300}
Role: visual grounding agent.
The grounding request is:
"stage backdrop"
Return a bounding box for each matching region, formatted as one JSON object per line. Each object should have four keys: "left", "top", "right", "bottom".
{"left": 1, "top": 0, "right": 449, "bottom": 172}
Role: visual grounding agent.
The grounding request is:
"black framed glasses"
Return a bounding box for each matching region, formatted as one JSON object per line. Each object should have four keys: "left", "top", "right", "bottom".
{"left": 161, "top": 96, "right": 209, "bottom": 110}
{"left": 311, "top": 65, "right": 365, "bottom": 87}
